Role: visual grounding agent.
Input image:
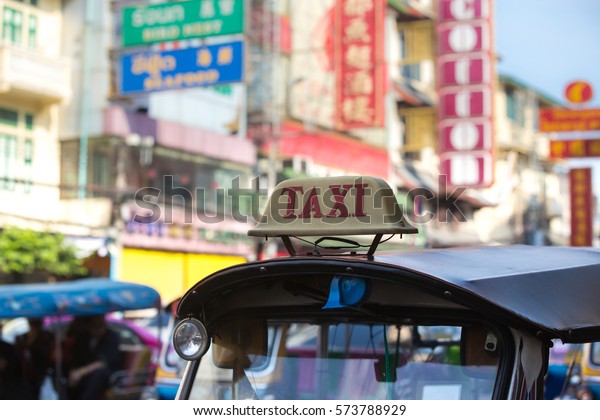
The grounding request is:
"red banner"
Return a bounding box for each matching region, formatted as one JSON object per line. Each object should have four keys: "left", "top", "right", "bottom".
{"left": 550, "top": 139, "right": 600, "bottom": 159}
{"left": 334, "top": 0, "right": 385, "bottom": 129}
{"left": 569, "top": 168, "right": 593, "bottom": 247}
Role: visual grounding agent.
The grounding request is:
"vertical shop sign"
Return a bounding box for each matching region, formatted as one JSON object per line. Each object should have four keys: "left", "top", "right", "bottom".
{"left": 334, "top": 0, "right": 385, "bottom": 129}
{"left": 569, "top": 168, "right": 593, "bottom": 246}
{"left": 437, "top": 0, "right": 494, "bottom": 188}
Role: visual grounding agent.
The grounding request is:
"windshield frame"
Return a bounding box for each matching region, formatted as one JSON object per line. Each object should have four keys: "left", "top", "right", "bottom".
{"left": 178, "top": 308, "right": 515, "bottom": 400}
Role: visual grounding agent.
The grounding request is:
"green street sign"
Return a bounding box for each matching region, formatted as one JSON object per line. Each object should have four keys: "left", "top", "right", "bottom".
{"left": 122, "top": 0, "right": 244, "bottom": 47}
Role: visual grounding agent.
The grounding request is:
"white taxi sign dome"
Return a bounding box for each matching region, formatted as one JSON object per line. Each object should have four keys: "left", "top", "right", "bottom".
{"left": 248, "top": 176, "right": 418, "bottom": 238}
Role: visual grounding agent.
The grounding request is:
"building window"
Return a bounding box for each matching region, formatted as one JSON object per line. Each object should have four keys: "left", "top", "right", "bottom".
{"left": 91, "top": 149, "right": 113, "bottom": 195}
{"left": 0, "top": 108, "right": 18, "bottom": 127}
{"left": 0, "top": 134, "right": 17, "bottom": 190}
{"left": 3, "top": 7, "right": 23, "bottom": 45}
{"left": 401, "top": 63, "right": 421, "bottom": 82}
{"left": 60, "top": 141, "right": 79, "bottom": 199}
{"left": 506, "top": 89, "right": 517, "bottom": 121}
{"left": 27, "top": 14, "right": 36, "bottom": 48}
{"left": 25, "top": 113, "right": 33, "bottom": 130}
{"left": 12, "top": 0, "right": 38, "bottom": 5}
{"left": 0, "top": 108, "right": 36, "bottom": 193}
{"left": 23, "top": 138, "right": 32, "bottom": 193}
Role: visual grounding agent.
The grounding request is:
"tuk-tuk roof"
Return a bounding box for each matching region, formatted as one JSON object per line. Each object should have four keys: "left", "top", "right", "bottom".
{"left": 0, "top": 278, "right": 161, "bottom": 319}
{"left": 179, "top": 245, "right": 600, "bottom": 343}
{"left": 373, "top": 245, "right": 600, "bottom": 342}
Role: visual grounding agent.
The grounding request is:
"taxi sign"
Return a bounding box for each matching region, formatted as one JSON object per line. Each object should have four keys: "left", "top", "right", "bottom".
{"left": 249, "top": 176, "right": 417, "bottom": 248}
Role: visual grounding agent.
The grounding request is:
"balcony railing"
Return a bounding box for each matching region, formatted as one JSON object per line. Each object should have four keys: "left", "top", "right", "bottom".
{"left": 0, "top": 43, "right": 71, "bottom": 103}
{"left": 0, "top": 0, "right": 70, "bottom": 103}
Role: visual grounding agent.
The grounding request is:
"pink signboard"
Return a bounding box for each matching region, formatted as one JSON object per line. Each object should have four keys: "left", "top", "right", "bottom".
{"left": 438, "top": 0, "right": 490, "bottom": 21}
{"left": 439, "top": 120, "right": 492, "bottom": 152}
{"left": 438, "top": 56, "right": 490, "bottom": 86}
{"left": 437, "top": 22, "right": 490, "bottom": 55}
{"left": 439, "top": 87, "right": 491, "bottom": 119}
{"left": 439, "top": 151, "right": 493, "bottom": 187}
{"left": 436, "top": 0, "right": 494, "bottom": 188}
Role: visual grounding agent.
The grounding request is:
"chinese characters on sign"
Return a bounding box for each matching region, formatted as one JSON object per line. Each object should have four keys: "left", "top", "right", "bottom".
{"left": 437, "top": 0, "right": 494, "bottom": 188}
{"left": 334, "top": 0, "right": 385, "bottom": 129}
{"left": 121, "top": 0, "right": 244, "bottom": 47}
{"left": 569, "top": 168, "right": 593, "bottom": 247}
{"left": 120, "top": 41, "right": 243, "bottom": 94}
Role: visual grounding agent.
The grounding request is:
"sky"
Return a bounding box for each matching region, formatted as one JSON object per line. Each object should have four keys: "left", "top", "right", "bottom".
{"left": 494, "top": 0, "right": 600, "bottom": 196}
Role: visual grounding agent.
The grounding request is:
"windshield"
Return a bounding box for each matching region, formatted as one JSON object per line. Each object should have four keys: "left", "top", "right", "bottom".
{"left": 188, "top": 320, "right": 500, "bottom": 400}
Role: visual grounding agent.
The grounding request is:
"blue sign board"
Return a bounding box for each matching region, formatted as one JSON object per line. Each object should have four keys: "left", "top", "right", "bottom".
{"left": 120, "top": 40, "right": 243, "bottom": 94}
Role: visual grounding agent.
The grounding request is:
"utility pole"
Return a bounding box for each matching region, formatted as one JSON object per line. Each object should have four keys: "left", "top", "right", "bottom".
{"left": 78, "top": 0, "right": 95, "bottom": 199}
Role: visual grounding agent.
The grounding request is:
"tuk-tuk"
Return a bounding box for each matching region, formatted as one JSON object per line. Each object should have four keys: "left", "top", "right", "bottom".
{"left": 574, "top": 342, "right": 600, "bottom": 399}
{"left": 141, "top": 298, "right": 185, "bottom": 400}
{"left": 0, "top": 278, "right": 162, "bottom": 399}
{"left": 171, "top": 176, "right": 600, "bottom": 400}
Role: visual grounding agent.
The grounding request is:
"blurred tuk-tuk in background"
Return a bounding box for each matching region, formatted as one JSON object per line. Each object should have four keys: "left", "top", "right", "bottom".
{"left": 168, "top": 176, "right": 600, "bottom": 400}
{"left": 575, "top": 342, "right": 600, "bottom": 399}
{"left": 141, "top": 298, "right": 185, "bottom": 400}
{"left": 0, "top": 278, "right": 161, "bottom": 399}
{"left": 544, "top": 341, "right": 583, "bottom": 399}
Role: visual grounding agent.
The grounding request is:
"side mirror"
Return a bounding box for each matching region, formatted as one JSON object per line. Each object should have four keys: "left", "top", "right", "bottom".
{"left": 212, "top": 319, "right": 268, "bottom": 369}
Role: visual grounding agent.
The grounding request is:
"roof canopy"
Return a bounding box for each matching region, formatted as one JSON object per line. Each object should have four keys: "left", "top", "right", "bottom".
{"left": 374, "top": 245, "right": 600, "bottom": 342}
{"left": 0, "top": 278, "right": 161, "bottom": 319}
{"left": 179, "top": 245, "right": 600, "bottom": 343}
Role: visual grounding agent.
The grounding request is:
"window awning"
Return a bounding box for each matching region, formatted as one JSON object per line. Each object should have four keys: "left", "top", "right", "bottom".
{"left": 393, "top": 81, "right": 434, "bottom": 107}
{"left": 395, "top": 163, "right": 494, "bottom": 209}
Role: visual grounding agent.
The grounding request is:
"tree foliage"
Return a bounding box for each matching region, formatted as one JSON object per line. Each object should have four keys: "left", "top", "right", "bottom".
{"left": 0, "top": 227, "right": 88, "bottom": 282}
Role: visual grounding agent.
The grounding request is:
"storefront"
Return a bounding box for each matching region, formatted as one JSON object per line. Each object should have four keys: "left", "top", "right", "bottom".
{"left": 115, "top": 202, "right": 254, "bottom": 304}
{"left": 118, "top": 249, "right": 247, "bottom": 305}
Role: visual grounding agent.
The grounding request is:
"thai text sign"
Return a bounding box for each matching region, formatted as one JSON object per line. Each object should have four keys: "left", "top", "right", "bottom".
{"left": 120, "top": 41, "right": 243, "bottom": 94}
{"left": 437, "top": 0, "right": 494, "bottom": 188}
{"left": 539, "top": 108, "right": 600, "bottom": 132}
{"left": 121, "top": 0, "right": 244, "bottom": 47}
{"left": 550, "top": 139, "right": 600, "bottom": 159}
{"left": 334, "top": 0, "right": 385, "bottom": 129}
{"left": 569, "top": 168, "right": 593, "bottom": 247}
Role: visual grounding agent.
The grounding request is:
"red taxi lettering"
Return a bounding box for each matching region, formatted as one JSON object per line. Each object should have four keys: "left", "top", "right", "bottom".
{"left": 301, "top": 187, "right": 323, "bottom": 218}
{"left": 326, "top": 184, "right": 352, "bottom": 217}
{"left": 282, "top": 183, "right": 369, "bottom": 219}
{"left": 282, "top": 186, "right": 304, "bottom": 219}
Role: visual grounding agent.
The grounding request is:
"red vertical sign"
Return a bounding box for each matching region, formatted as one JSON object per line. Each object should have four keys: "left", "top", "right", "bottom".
{"left": 334, "top": 0, "right": 385, "bottom": 129}
{"left": 569, "top": 168, "right": 593, "bottom": 246}
{"left": 437, "top": 0, "right": 494, "bottom": 188}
